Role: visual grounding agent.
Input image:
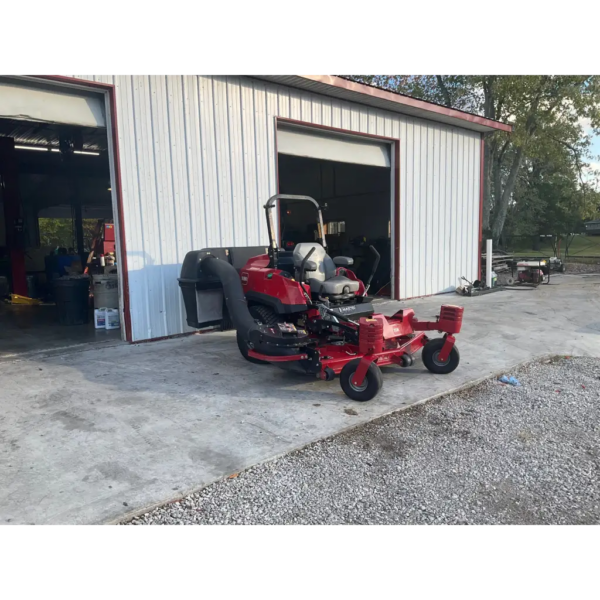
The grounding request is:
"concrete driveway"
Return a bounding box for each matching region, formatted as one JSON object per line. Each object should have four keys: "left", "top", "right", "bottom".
{"left": 1, "top": 273, "right": 599, "bottom": 524}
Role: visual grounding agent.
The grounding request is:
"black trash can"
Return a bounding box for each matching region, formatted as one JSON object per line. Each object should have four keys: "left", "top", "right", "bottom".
{"left": 53, "top": 276, "right": 91, "bottom": 326}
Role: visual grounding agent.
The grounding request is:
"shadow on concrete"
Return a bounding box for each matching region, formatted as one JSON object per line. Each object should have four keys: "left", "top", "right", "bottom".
{"left": 1, "top": 272, "right": 599, "bottom": 525}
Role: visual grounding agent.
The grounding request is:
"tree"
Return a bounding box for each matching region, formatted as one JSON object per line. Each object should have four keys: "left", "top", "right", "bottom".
{"left": 346, "top": 76, "right": 600, "bottom": 244}
{"left": 38, "top": 218, "right": 75, "bottom": 248}
{"left": 38, "top": 218, "right": 101, "bottom": 251}
{"left": 510, "top": 154, "right": 599, "bottom": 257}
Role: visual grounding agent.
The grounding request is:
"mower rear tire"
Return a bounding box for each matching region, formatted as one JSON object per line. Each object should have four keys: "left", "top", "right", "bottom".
{"left": 422, "top": 337, "right": 460, "bottom": 374}
{"left": 340, "top": 358, "right": 383, "bottom": 402}
{"left": 249, "top": 304, "right": 280, "bottom": 327}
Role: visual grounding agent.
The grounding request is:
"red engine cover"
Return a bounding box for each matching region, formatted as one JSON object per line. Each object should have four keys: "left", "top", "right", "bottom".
{"left": 240, "top": 254, "right": 309, "bottom": 306}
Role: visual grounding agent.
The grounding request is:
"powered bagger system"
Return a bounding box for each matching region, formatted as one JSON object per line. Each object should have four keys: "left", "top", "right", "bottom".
{"left": 179, "top": 194, "right": 464, "bottom": 401}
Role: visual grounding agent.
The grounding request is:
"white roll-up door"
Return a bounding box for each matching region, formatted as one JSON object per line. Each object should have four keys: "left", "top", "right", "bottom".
{"left": 0, "top": 78, "right": 105, "bottom": 128}
{"left": 277, "top": 124, "right": 390, "bottom": 168}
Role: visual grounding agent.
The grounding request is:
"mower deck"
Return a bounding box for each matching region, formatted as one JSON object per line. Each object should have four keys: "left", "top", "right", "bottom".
{"left": 245, "top": 306, "right": 462, "bottom": 400}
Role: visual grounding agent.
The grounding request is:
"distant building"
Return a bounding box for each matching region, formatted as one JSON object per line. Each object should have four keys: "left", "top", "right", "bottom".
{"left": 585, "top": 220, "right": 600, "bottom": 235}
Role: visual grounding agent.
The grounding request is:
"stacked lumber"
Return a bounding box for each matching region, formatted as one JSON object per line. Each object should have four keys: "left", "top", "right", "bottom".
{"left": 481, "top": 252, "right": 513, "bottom": 273}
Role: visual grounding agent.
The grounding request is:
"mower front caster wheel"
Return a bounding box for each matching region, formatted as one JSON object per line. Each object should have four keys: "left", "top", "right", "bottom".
{"left": 422, "top": 338, "right": 460, "bottom": 375}
{"left": 340, "top": 358, "right": 383, "bottom": 402}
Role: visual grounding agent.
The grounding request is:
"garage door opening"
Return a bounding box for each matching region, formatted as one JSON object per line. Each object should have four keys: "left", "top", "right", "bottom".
{"left": 0, "top": 78, "right": 123, "bottom": 358}
{"left": 277, "top": 125, "right": 393, "bottom": 297}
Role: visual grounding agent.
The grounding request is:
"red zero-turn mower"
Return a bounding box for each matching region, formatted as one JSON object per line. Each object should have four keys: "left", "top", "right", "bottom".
{"left": 179, "top": 194, "right": 464, "bottom": 401}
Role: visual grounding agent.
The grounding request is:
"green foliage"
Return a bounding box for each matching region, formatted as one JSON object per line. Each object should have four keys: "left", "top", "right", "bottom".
{"left": 38, "top": 218, "right": 99, "bottom": 250}
{"left": 38, "top": 218, "right": 75, "bottom": 248}
{"left": 344, "top": 76, "right": 600, "bottom": 244}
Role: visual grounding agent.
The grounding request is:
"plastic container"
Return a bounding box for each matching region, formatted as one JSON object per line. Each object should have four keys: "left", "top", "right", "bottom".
{"left": 92, "top": 274, "right": 119, "bottom": 309}
{"left": 26, "top": 275, "right": 38, "bottom": 299}
{"left": 53, "top": 276, "right": 90, "bottom": 326}
{"left": 105, "top": 308, "right": 120, "bottom": 330}
{"left": 94, "top": 308, "right": 107, "bottom": 329}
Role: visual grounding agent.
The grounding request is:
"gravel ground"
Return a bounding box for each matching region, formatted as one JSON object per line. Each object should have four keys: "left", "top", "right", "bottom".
{"left": 126, "top": 357, "right": 600, "bottom": 525}
{"left": 563, "top": 262, "right": 600, "bottom": 274}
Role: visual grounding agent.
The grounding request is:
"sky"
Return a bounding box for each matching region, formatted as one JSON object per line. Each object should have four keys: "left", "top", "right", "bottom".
{"left": 589, "top": 134, "right": 600, "bottom": 171}
{"left": 580, "top": 118, "right": 600, "bottom": 184}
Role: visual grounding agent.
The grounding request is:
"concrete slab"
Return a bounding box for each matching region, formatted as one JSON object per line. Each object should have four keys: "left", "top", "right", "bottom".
{"left": 1, "top": 274, "right": 599, "bottom": 524}
{"left": 0, "top": 303, "right": 123, "bottom": 361}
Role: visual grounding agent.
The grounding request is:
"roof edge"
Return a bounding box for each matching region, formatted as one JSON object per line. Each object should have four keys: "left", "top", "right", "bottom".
{"left": 298, "top": 75, "right": 512, "bottom": 133}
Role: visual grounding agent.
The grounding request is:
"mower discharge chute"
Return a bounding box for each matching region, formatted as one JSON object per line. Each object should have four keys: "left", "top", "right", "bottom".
{"left": 179, "top": 194, "right": 464, "bottom": 401}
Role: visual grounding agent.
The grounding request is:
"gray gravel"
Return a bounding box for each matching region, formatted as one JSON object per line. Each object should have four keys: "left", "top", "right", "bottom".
{"left": 563, "top": 262, "right": 600, "bottom": 274}
{"left": 126, "top": 357, "right": 600, "bottom": 525}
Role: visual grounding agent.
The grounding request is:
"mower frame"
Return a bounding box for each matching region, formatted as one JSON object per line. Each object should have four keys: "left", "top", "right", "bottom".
{"left": 264, "top": 194, "right": 327, "bottom": 269}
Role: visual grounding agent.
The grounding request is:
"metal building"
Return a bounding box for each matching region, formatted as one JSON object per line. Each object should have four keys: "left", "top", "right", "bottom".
{"left": 0, "top": 75, "right": 510, "bottom": 343}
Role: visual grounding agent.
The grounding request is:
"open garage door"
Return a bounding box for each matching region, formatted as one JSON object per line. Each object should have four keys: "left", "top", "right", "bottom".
{"left": 277, "top": 123, "right": 393, "bottom": 297}
{"left": 0, "top": 77, "right": 106, "bottom": 128}
{"left": 277, "top": 123, "right": 390, "bottom": 168}
{"left": 0, "top": 77, "right": 125, "bottom": 358}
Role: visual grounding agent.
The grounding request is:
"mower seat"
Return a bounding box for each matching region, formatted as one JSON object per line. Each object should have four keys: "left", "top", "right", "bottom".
{"left": 293, "top": 243, "right": 360, "bottom": 295}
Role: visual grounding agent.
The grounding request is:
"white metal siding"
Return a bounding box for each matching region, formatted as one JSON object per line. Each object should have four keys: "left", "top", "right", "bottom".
{"left": 74, "top": 75, "right": 481, "bottom": 341}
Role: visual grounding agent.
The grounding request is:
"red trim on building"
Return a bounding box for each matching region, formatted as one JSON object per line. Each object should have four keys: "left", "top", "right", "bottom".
{"left": 0, "top": 138, "right": 28, "bottom": 296}
{"left": 299, "top": 76, "right": 513, "bottom": 133}
{"left": 478, "top": 134, "right": 485, "bottom": 281}
{"left": 275, "top": 117, "right": 401, "bottom": 298}
{"left": 31, "top": 75, "right": 133, "bottom": 342}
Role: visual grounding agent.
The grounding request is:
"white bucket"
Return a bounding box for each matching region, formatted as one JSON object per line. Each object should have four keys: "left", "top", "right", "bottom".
{"left": 105, "top": 308, "right": 120, "bottom": 330}
{"left": 94, "top": 308, "right": 107, "bottom": 329}
{"left": 93, "top": 274, "right": 119, "bottom": 309}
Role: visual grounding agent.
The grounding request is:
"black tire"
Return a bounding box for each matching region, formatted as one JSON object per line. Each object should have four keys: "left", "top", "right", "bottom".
{"left": 339, "top": 358, "right": 383, "bottom": 402}
{"left": 237, "top": 304, "right": 281, "bottom": 364}
{"left": 421, "top": 338, "right": 460, "bottom": 374}
{"left": 248, "top": 304, "right": 280, "bottom": 327}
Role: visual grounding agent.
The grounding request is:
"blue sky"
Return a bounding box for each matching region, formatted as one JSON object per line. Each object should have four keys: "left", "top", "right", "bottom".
{"left": 589, "top": 134, "right": 600, "bottom": 164}
{"left": 579, "top": 117, "right": 600, "bottom": 187}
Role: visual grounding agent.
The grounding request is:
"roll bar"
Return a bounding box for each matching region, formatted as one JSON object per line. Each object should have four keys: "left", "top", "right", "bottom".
{"left": 263, "top": 194, "right": 327, "bottom": 268}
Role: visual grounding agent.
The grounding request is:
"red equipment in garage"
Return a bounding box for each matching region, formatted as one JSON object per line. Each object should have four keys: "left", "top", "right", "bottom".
{"left": 179, "top": 195, "right": 464, "bottom": 401}
{"left": 102, "top": 223, "right": 115, "bottom": 255}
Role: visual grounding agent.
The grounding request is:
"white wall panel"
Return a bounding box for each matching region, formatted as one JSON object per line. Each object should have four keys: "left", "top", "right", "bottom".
{"left": 73, "top": 75, "right": 481, "bottom": 341}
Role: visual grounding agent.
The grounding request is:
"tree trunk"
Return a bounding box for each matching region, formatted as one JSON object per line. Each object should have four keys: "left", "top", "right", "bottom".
{"left": 482, "top": 137, "right": 492, "bottom": 232}
{"left": 491, "top": 147, "right": 524, "bottom": 243}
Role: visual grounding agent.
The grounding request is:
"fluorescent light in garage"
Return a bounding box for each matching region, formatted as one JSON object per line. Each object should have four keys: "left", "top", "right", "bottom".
{"left": 14, "top": 145, "right": 48, "bottom": 151}
{"left": 13, "top": 145, "right": 99, "bottom": 156}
